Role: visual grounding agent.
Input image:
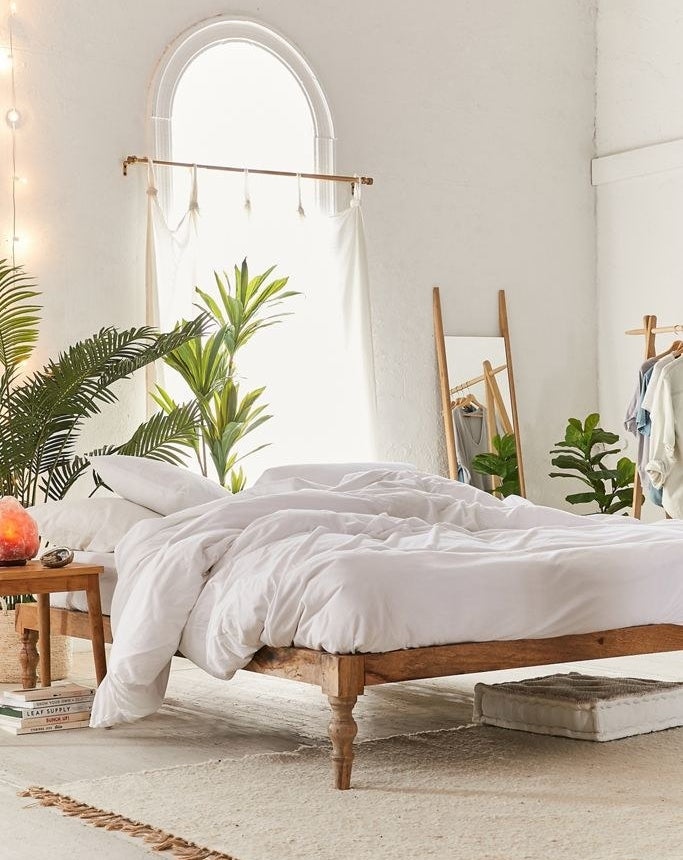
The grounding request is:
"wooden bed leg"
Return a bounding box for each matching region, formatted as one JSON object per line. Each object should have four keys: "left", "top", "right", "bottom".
{"left": 321, "top": 654, "right": 365, "bottom": 790}
{"left": 19, "top": 628, "right": 39, "bottom": 689}
{"left": 328, "top": 695, "right": 358, "bottom": 790}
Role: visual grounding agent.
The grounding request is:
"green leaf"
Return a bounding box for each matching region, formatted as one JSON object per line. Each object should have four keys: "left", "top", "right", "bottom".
{"left": 565, "top": 492, "right": 598, "bottom": 505}
{"left": 589, "top": 429, "right": 621, "bottom": 446}
{"left": 584, "top": 413, "right": 600, "bottom": 433}
{"left": 550, "top": 454, "right": 595, "bottom": 475}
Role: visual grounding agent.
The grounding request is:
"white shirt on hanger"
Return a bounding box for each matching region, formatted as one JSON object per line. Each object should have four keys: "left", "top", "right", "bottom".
{"left": 645, "top": 357, "right": 683, "bottom": 517}
{"left": 641, "top": 353, "right": 676, "bottom": 415}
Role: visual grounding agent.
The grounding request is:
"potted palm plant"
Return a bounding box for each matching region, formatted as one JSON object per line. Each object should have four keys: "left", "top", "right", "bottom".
{"left": 0, "top": 261, "right": 206, "bottom": 681}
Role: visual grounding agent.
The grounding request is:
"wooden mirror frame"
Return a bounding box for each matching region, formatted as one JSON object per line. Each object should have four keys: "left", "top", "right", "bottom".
{"left": 433, "top": 286, "right": 526, "bottom": 497}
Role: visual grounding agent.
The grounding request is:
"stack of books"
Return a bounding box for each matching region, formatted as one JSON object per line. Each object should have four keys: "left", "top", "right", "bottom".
{"left": 0, "top": 683, "right": 95, "bottom": 735}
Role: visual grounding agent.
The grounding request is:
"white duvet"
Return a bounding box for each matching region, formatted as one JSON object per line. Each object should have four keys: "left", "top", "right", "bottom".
{"left": 90, "top": 469, "right": 683, "bottom": 727}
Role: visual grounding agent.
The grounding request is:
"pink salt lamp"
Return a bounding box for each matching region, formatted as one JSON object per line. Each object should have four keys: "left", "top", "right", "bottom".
{"left": 0, "top": 497, "right": 40, "bottom": 566}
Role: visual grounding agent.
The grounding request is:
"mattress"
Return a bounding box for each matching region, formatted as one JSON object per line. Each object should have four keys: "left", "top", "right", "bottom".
{"left": 49, "top": 551, "right": 117, "bottom": 615}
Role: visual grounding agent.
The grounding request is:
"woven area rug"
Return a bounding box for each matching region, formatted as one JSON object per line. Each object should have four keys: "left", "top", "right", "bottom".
{"left": 23, "top": 724, "right": 683, "bottom": 860}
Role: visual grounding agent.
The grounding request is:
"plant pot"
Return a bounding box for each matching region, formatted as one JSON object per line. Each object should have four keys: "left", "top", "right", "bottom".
{"left": 0, "top": 607, "right": 72, "bottom": 684}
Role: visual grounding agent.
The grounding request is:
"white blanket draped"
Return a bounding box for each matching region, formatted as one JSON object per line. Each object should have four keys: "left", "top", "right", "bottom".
{"left": 91, "top": 470, "right": 683, "bottom": 728}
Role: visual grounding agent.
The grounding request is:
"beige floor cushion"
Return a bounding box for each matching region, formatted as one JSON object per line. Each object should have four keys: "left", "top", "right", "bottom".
{"left": 474, "top": 672, "right": 683, "bottom": 741}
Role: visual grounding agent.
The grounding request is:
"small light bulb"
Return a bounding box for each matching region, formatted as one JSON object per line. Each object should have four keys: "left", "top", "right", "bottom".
{"left": 5, "top": 107, "right": 21, "bottom": 127}
{"left": 12, "top": 174, "right": 26, "bottom": 184}
{"left": 0, "top": 52, "right": 12, "bottom": 72}
{"left": 9, "top": 2, "right": 17, "bottom": 15}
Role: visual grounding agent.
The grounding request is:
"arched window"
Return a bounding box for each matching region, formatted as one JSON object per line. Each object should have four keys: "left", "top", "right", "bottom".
{"left": 149, "top": 18, "right": 335, "bottom": 216}
{"left": 148, "top": 19, "right": 374, "bottom": 481}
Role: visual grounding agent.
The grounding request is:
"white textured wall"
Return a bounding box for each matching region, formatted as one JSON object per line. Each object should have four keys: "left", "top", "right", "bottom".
{"left": 596, "top": 0, "right": 683, "bottom": 520}
{"left": 1, "top": 0, "right": 597, "bottom": 503}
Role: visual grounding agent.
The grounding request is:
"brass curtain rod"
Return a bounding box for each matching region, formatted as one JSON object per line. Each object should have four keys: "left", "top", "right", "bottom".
{"left": 122, "top": 155, "right": 374, "bottom": 186}
{"left": 450, "top": 363, "right": 507, "bottom": 395}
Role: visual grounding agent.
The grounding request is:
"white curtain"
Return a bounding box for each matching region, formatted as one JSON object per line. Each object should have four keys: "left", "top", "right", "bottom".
{"left": 144, "top": 161, "right": 200, "bottom": 407}
{"left": 145, "top": 163, "right": 377, "bottom": 481}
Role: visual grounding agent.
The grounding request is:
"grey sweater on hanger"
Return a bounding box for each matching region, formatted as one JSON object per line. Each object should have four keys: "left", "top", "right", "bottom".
{"left": 452, "top": 405, "right": 493, "bottom": 493}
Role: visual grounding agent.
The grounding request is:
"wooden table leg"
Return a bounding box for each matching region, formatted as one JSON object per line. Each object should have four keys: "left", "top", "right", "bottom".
{"left": 85, "top": 575, "right": 107, "bottom": 685}
{"left": 37, "top": 594, "right": 51, "bottom": 687}
{"left": 19, "top": 628, "right": 39, "bottom": 689}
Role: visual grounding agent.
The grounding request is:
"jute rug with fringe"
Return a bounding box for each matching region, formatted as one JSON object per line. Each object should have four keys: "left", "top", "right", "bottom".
{"left": 22, "top": 724, "right": 683, "bottom": 860}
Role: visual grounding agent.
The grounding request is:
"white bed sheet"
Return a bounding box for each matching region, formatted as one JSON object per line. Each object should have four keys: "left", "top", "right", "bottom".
{"left": 90, "top": 469, "right": 683, "bottom": 728}
{"left": 49, "top": 551, "right": 117, "bottom": 615}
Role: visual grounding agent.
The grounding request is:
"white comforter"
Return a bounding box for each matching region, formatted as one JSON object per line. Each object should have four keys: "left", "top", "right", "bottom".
{"left": 90, "top": 469, "right": 683, "bottom": 727}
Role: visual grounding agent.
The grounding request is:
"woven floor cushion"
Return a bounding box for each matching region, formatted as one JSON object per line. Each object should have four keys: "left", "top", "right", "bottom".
{"left": 473, "top": 672, "right": 683, "bottom": 741}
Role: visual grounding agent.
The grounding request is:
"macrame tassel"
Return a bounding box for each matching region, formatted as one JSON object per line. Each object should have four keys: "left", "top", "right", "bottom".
{"left": 20, "top": 787, "right": 237, "bottom": 860}
{"left": 243, "top": 168, "right": 251, "bottom": 213}
{"left": 296, "top": 173, "right": 305, "bottom": 218}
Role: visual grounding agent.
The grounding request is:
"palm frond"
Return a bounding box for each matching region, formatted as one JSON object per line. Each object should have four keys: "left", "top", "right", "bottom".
{"left": 40, "top": 455, "right": 92, "bottom": 501}
{"left": 0, "top": 260, "right": 40, "bottom": 376}
{"left": 115, "top": 402, "right": 200, "bottom": 465}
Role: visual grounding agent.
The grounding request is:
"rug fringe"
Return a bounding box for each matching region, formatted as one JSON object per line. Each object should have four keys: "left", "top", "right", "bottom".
{"left": 20, "top": 786, "right": 237, "bottom": 860}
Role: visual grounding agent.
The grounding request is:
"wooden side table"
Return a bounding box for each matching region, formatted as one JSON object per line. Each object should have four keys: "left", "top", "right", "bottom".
{"left": 0, "top": 562, "right": 106, "bottom": 689}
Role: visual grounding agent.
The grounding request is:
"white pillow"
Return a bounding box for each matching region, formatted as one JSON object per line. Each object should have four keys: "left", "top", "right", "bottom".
{"left": 28, "top": 497, "right": 160, "bottom": 553}
{"left": 89, "top": 455, "right": 228, "bottom": 515}
{"left": 254, "top": 461, "right": 417, "bottom": 488}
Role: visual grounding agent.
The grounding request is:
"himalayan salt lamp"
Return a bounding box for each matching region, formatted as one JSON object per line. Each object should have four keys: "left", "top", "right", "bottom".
{"left": 0, "top": 497, "right": 40, "bottom": 566}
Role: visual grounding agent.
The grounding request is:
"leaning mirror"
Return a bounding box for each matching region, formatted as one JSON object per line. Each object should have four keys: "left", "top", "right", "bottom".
{"left": 433, "top": 288, "right": 526, "bottom": 498}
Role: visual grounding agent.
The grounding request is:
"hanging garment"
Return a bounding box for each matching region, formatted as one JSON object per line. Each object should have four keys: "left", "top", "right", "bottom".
{"left": 636, "top": 354, "right": 677, "bottom": 507}
{"left": 639, "top": 353, "right": 677, "bottom": 432}
{"left": 624, "top": 356, "right": 663, "bottom": 507}
{"left": 452, "top": 405, "right": 494, "bottom": 492}
{"left": 645, "top": 357, "right": 683, "bottom": 517}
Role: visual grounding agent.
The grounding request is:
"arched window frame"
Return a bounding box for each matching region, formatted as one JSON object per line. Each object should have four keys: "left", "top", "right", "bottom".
{"left": 148, "top": 16, "right": 336, "bottom": 213}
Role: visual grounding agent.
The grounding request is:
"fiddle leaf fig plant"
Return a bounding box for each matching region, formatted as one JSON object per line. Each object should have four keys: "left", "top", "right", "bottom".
{"left": 549, "top": 413, "right": 638, "bottom": 515}
{"left": 471, "top": 433, "right": 520, "bottom": 498}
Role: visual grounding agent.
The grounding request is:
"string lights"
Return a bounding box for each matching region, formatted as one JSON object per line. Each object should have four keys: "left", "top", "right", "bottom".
{"left": 5, "top": 1, "right": 23, "bottom": 264}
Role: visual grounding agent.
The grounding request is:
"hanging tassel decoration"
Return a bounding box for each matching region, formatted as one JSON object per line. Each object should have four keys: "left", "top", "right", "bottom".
{"left": 243, "top": 168, "right": 251, "bottom": 213}
{"left": 297, "top": 173, "right": 305, "bottom": 218}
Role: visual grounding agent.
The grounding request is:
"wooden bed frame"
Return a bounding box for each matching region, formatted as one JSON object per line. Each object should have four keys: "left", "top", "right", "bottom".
{"left": 14, "top": 604, "right": 683, "bottom": 790}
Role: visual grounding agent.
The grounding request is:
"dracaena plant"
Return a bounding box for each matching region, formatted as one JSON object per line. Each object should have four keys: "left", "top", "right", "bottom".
{"left": 549, "top": 413, "right": 638, "bottom": 515}
{"left": 0, "top": 260, "right": 207, "bottom": 508}
{"left": 155, "top": 259, "right": 298, "bottom": 492}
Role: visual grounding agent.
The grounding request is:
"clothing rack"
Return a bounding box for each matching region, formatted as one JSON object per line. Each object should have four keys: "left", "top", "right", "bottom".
{"left": 449, "top": 363, "right": 507, "bottom": 396}
{"left": 625, "top": 314, "right": 681, "bottom": 518}
{"left": 121, "top": 155, "right": 374, "bottom": 188}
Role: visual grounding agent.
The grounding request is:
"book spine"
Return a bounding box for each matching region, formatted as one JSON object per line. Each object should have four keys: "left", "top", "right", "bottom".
{"left": 7, "top": 686, "right": 96, "bottom": 703}
{"left": 0, "top": 701, "right": 94, "bottom": 718}
{"left": 11, "top": 720, "right": 91, "bottom": 735}
{"left": 3, "top": 695, "right": 95, "bottom": 710}
{"left": 0, "top": 711, "right": 91, "bottom": 729}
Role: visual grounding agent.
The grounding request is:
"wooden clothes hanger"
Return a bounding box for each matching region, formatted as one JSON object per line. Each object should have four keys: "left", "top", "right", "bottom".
{"left": 654, "top": 339, "right": 683, "bottom": 360}
{"left": 452, "top": 392, "right": 485, "bottom": 412}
